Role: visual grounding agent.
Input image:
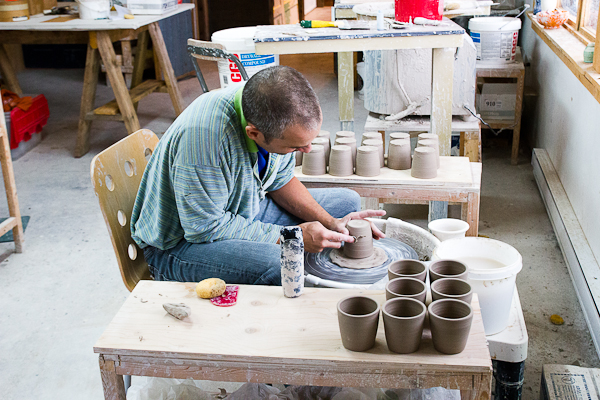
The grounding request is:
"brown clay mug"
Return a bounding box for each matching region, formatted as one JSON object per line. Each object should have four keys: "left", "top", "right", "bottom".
{"left": 387, "top": 259, "right": 427, "bottom": 282}
{"left": 385, "top": 277, "right": 427, "bottom": 303}
{"left": 337, "top": 296, "right": 380, "bottom": 352}
{"left": 428, "top": 299, "right": 473, "bottom": 354}
{"left": 382, "top": 297, "right": 426, "bottom": 354}
{"left": 431, "top": 278, "right": 473, "bottom": 304}
{"left": 429, "top": 260, "right": 469, "bottom": 283}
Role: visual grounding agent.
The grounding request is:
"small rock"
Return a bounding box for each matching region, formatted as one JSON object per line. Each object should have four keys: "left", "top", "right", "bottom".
{"left": 550, "top": 314, "right": 565, "bottom": 325}
{"left": 163, "top": 303, "right": 191, "bottom": 320}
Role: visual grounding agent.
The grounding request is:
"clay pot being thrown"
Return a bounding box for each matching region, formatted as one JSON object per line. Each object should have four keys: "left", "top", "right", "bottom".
{"left": 417, "top": 139, "right": 440, "bottom": 169}
{"left": 301, "top": 145, "right": 326, "bottom": 175}
{"left": 337, "top": 296, "right": 380, "bottom": 352}
{"left": 411, "top": 147, "right": 437, "bottom": 179}
{"left": 312, "top": 137, "right": 331, "bottom": 166}
{"left": 429, "top": 259, "right": 469, "bottom": 283}
{"left": 388, "top": 259, "right": 427, "bottom": 282}
{"left": 361, "top": 131, "right": 382, "bottom": 145}
{"left": 295, "top": 151, "right": 303, "bottom": 166}
{"left": 335, "top": 131, "right": 355, "bottom": 140}
{"left": 362, "top": 139, "right": 384, "bottom": 167}
{"left": 387, "top": 139, "right": 411, "bottom": 170}
{"left": 390, "top": 132, "right": 410, "bottom": 141}
{"left": 334, "top": 137, "right": 357, "bottom": 168}
{"left": 355, "top": 146, "right": 380, "bottom": 177}
{"left": 428, "top": 299, "right": 473, "bottom": 354}
{"left": 343, "top": 219, "right": 374, "bottom": 259}
{"left": 431, "top": 278, "right": 473, "bottom": 304}
{"left": 382, "top": 297, "right": 426, "bottom": 354}
{"left": 385, "top": 277, "right": 427, "bottom": 303}
{"left": 328, "top": 145, "right": 354, "bottom": 177}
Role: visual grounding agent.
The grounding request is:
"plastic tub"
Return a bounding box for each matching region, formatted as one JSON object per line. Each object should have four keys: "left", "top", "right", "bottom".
{"left": 395, "top": 0, "right": 442, "bottom": 23}
{"left": 211, "top": 27, "right": 279, "bottom": 89}
{"left": 77, "top": 0, "right": 110, "bottom": 20}
{"left": 469, "top": 17, "right": 521, "bottom": 63}
{"left": 432, "top": 237, "right": 523, "bottom": 335}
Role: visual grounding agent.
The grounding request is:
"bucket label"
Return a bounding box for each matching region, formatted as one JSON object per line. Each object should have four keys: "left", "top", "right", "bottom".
{"left": 471, "top": 31, "right": 518, "bottom": 61}
{"left": 217, "top": 52, "right": 278, "bottom": 88}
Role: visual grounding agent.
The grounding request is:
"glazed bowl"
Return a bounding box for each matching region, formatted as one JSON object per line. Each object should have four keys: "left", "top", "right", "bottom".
{"left": 537, "top": 10, "right": 568, "bottom": 29}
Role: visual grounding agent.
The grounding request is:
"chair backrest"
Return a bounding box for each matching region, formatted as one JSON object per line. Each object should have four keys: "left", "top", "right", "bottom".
{"left": 90, "top": 129, "right": 160, "bottom": 291}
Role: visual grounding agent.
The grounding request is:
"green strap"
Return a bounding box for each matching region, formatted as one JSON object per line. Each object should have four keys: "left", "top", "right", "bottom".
{"left": 234, "top": 87, "right": 257, "bottom": 153}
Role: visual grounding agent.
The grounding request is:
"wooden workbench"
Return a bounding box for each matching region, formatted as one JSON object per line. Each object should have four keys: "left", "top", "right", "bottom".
{"left": 94, "top": 281, "right": 493, "bottom": 399}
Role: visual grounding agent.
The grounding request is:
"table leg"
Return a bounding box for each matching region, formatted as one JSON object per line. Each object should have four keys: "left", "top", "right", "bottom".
{"left": 131, "top": 30, "right": 149, "bottom": 111}
{"left": 337, "top": 51, "right": 354, "bottom": 132}
{"left": 431, "top": 47, "right": 454, "bottom": 157}
{"left": 460, "top": 373, "right": 492, "bottom": 400}
{"left": 429, "top": 201, "right": 448, "bottom": 223}
{"left": 96, "top": 31, "right": 141, "bottom": 135}
{"left": 148, "top": 22, "right": 184, "bottom": 116}
{"left": 0, "top": 44, "right": 23, "bottom": 96}
{"left": 121, "top": 40, "right": 133, "bottom": 88}
{"left": 0, "top": 111, "right": 23, "bottom": 253}
{"left": 75, "top": 45, "right": 101, "bottom": 158}
{"left": 365, "top": 197, "right": 379, "bottom": 211}
{"left": 511, "top": 69, "right": 525, "bottom": 165}
{"left": 99, "top": 355, "right": 126, "bottom": 400}
{"left": 462, "top": 191, "right": 480, "bottom": 237}
{"left": 493, "top": 360, "right": 525, "bottom": 400}
{"left": 460, "top": 131, "right": 481, "bottom": 163}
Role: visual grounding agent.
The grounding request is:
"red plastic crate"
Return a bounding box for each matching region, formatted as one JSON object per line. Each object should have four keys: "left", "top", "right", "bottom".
{"left": 9, "top": 94, "right": 49, "bottom": 150}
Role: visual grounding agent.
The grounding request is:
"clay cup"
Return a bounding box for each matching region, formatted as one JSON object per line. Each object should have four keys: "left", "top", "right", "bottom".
{"left": 387, "top": 139, "right": 411, "bottom": 170}
{"left": 411, "top": 147, "right": 437, "bottom": 179}
{"left": 335, "top": 131, "right": 355, "bottom": 140}
{"left": 363, "top": 139, "right": 384, "bottom": 167}
{"left": 343, "top": 219, "right": 374, "bottom": 259}
{"left": 355, "top": 146, "right": 381, "bottom": 177}
{"left": 429, "top": 260, "right": 469, "bottom": 283}
{"left": 337, "top": 296, "right": 380, "bottom": 352}
{"left": 312, "top": 137, "right": 331, "bottom": 166}
{"left": 328, "top": 145, "right": 354, "bottom": 177}
{"left": 318, "top": 130, "right": 331, "bottom": 139}
{"left": 295, "top": 151, "right": 303, "bottom": 166}
{"left": 362, "top": 131, "right": 382, "bottom": 145}
{"left": 388, "top": 259, "right": 427, "bottom": 282}
{"left": 301, "top": 145, "right": 326, "bottom": 175}
{"left": 418, "top": 133, "right": 439, "bottom": 142}
{"left": 417, "top": 139, "right": 440, "bottom": 169}
{"left": 382, "top": 297, "right": 426, "bottom": 354}
{"left": 334, "top": 137, "right": 357, "bottom": 168}
{"left": 385, "top": 277, "right": 427, "bottom": 303}
{"left": 428, "top": 299, "right": 473, "bottom": 354}
{"left": 431, "top": 278, "right": 473, "bottom": 304}
{"left": 390, "top": 132, "right": 410, "bottom": 141}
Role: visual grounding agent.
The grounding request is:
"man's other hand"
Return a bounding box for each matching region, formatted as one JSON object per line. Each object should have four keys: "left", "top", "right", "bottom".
{"left": 299, "top": 221, "right": 355, "bottom": 253}
{"left": 328, "top": 210, "right": 386, "bottom": 240}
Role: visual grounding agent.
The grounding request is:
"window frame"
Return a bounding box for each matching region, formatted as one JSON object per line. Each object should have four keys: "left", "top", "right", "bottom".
{"left": 558, "top": 0, "right": 598, "bottom": 42}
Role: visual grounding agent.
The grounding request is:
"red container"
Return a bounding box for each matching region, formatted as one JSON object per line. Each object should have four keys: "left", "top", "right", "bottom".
{"left": 395, "top": 0, "right": 442, "bottom": 23}
{"left": 8, "top": 94, "right": 49, "bottom": 149}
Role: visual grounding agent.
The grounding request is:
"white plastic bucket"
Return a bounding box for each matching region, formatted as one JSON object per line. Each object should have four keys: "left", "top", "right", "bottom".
{"left": 77, "top": 0, "right": 110, "bottom": 20}
{"left": 432, "top": 237, "right": 522, "bottom": 335}
{"left": 211, "top": 27, "right": 279, "bottom": 88}
{"left": 469, "top": 17, "right": 521, "bottom": 63}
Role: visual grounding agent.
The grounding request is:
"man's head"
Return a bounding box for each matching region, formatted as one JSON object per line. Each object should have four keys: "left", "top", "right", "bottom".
{"left": 242, "top": 66, "right": 322, "bottom": 154}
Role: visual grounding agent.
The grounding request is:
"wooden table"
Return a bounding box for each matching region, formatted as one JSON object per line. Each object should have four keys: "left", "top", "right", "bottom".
{"left": 0, "top": 5, "right": 193, "bottom": 157}
{"left": 94, "top": 281, "right": 493, "bottom": 399}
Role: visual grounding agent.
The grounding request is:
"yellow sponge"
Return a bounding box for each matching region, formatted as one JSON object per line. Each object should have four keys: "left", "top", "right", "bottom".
{"left": 195, "top": 278, "right": 226, "bottom": 299}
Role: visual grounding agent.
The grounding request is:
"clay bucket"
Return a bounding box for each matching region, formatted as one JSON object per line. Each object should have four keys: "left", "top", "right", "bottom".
{"left": 343, "top": 219, "right": 373, "bottom": 259}
{"left": 301, "top": 145, "right": 326, "bottom": 175}
{"left": 428, "top": 299, "right": 473, "bottom": 354}
{"left": 387, "top": 139, "right": 411, "bottom": 170}
{"left": 382, "top": 297, "right": 426, "bottom": 354}
{"left": 335, "top": 131, "right": 355, "bottom": 140}
{"left": 355, "top": 146, "right": 380, "bottom": 177}
{"left": 390, "top": 131, "right": 410, "bottom": 141}
{"left": 429, "top": 259, "right": 468, "bottom": 283}
{"left": 363, "top": 139, "right": 384, "bottom": 167}
{"left": 328, "top": 145, "right": 354, "bottom": 177}
{"left": 417, "top": 139, "right": 440, "bottom": 169}
{"left": 312, "top": 137, "right": 331, "bottom": 166}
{"left": 385, "top": 277, "right": 427, "bottom": 303}
{"left": 431, "top": 278, "right": 473, "bottom": 304}
{"left": 334, "top": 137, "right": 357, "bottom": 168}
{"left": 337, "top": 296, "right": 380, "bottom": 352}
{"left": 361, "top": 131, "right": 382, "bottom": 145}
{"left": 387, "top": 259, "right": 427, "bottom": 282}
{"left": 411, "top": 147, "right": 437, "bottom": 179}
{"left": 295, "top": 151, "right": 303, "bottom": 166}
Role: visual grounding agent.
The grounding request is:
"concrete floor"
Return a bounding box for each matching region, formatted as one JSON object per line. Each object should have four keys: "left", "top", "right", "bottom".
{"left": 0, "top": 50, "right": 598, "bottom": 399}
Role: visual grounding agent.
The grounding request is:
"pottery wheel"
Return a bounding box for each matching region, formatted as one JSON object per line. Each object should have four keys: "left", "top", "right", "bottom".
{"left": 304, "top": 238, "right": 418, "bottom": 284}
{"left": 329, "top": 247, "right": 388, "bottom": 269}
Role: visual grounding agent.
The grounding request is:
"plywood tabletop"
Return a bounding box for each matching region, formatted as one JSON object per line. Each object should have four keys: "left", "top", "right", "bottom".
{"left": 95, "top": 281, "right": 491, "bottom": 374}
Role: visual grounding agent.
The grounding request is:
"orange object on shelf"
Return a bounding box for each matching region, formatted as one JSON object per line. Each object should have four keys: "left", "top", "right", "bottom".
{"left": 1, "top": 89, "right": 33, "bottom": 112}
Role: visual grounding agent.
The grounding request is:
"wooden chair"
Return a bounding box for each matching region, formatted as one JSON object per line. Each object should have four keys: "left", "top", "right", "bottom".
{"left": 90, "top": 129, "right": 159, "bottom": 291}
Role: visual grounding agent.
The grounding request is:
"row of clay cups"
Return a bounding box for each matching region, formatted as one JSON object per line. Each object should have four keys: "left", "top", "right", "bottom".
{"left": 295, "top": 130, "right": 331, "bottom": 166}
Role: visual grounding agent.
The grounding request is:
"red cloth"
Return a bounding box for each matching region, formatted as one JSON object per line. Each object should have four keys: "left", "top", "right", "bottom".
{"left": 2, "top": 89, "right": 33, "bottom": 112}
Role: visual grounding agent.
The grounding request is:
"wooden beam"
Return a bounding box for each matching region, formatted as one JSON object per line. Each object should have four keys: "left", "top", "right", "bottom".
{"left": 75, "top": 45, "right": 101, "bottom": 158}
{"left": 93, "top": 80, "right": 165, "bottom": 116}
{"left": 594, "top": 7, "right": 600, "bottom": 73}
{"left": 0, "top": 111, "right": 23, "bottom": 252}
{"left": 0, "top": 30, "right": 89, "bottom": 44}
{"left": 0, "top": 45, "right": 22, "bottom": 95}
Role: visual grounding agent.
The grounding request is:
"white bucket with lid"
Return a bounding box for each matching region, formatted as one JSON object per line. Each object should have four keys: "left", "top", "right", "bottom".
{"left": 211, "top": 27, "right": 279, "bottom": 88}
{"left": 432, "top": 237, "right": 523, "bottom": 335}
{"left": 77, "top": 0, "right": 110, "bottom": 19}
{"left": 469, "top": 17, "right": 521, "bottom": 63}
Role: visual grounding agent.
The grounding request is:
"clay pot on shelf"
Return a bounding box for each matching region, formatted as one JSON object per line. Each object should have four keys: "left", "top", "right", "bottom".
{"left": 312, "top": 137, "right": 331, "bottom": 166}
{"left": 334, "top": 137, "right": 357, "bottom": 168}
{"left": 428, "top": 299, "right": 473, "bottom": 354}
{"left": 363, "top": 139, "right": 384, "bottom": 167}
{"left": 343, "top": 219, "right": 373, "bottom": 259}
{"left": 295, "top": 151, "right": 303, "bottom": 166}
{"left": 411, "top": 147, "right": 437, "bottom": 179}
{"left": 431, "top": 278, "right": 473, "bottom": 304}
{"left": 387, "top": 139, "right": 411, "bottom": 170}
{"left": 301, "top": 145, "right": 326, "bottom": 175}
{"left": 335, "top": 131, "right": 355, "bottom": 140}
{"left": 361, "top": 131, "right": 382, "bottom": 145}
{"left": 329, "top": 145, "right": 354, "bottom": 177}
{"left": 385, "top": 277, "right": 427, "bottom": 303}
{"left": 429, "top": 260, "right": 469, "bottom": 283}
{"left": 428, "top": 218, "right": 470, "bottom": 241}
{"left": 355, "top": 146, "right": 381, "bottom": 177}
{"left": 418, "top": 133, "right": 439, "bottom": 142}
{"left": 318, "top": 130, "right": 331, "bottom": 139}
{"left": 382, "top": 297, "right": 426, "bottom": 354}
{"left": 337, "top": 296, "right": 380, "bottom": 352}
{"left": 417, "top": 139, "right": 440, "bottom": 169}
{"left": 390, "top": 132, "right": 410, "bottom": 141}
{"left": 388, "top": 259, "right": 427, "bottom": 282}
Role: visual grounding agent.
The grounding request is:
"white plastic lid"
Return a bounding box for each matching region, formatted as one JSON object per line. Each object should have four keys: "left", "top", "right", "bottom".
{"left": 211, "top": 26, "right": 258, "bottom": 52}
{"left": 469, "top": 17, "right": 522, "bottom": 32}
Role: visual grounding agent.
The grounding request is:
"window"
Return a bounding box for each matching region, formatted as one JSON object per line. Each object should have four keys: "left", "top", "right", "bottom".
{"left": 559, "top": 0, "right": 600, "bottom": 41}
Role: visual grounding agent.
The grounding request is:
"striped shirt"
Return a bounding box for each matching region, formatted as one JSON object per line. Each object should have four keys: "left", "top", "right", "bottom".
{"left": 130, "top": 85, "right": 295, "bottom": 250}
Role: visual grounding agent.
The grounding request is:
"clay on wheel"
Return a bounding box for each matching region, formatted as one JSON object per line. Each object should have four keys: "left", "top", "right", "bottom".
{"left": 330, "top": 247, "right": 388, "bottom": 269}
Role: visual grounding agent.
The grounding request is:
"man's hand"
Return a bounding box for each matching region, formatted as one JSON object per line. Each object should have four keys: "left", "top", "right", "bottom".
{"left": 299, "top": 221, "right": 355, "bottom": 253}
{"left": 327, "top": 210, "right": 387, "bottom": 240}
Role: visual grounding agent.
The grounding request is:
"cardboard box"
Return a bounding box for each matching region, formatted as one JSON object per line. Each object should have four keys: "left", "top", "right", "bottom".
{"left": 127, "top": 0, "right": 177, "bottom": 15}
{"left": 540, "top": 364, "right": 600, "bottom": 400}
{"left": 477, "top": 83, "right": 517, "bottom": 121}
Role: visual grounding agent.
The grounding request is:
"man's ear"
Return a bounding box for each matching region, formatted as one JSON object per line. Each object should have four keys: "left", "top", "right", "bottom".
{"left": 245, "top": 124, "right": 262, "bottom": 141}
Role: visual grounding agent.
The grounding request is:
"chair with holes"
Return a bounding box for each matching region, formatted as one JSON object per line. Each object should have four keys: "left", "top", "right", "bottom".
{"left": 90, "top": 129, "right": 159, "bottom": 291}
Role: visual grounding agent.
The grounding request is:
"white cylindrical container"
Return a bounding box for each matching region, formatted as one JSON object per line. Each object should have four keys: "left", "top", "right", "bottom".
{"left": 211, "top": 27, "right": 279, "bottom": 88}
{"left": 469, "top": 17, "right": 522, "bottom": 63}
{"left": 432, "top": 237, "right": 523, "bottom": 335}
{"left": 77, "top": 0, "right": 110, "bottom": 20}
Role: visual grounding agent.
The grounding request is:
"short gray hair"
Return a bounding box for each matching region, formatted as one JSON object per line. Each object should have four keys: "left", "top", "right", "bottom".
{"left": 242, "top": 66, "right": 321, "bottom": 143}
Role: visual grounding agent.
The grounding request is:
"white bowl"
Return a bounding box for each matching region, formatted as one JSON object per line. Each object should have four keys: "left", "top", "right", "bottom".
{"left": 428, "top": 218, "right": 469, "bottom": 241}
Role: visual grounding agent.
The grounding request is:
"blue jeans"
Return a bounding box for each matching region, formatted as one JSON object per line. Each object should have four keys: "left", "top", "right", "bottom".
{"left": 144, "top": 188, "right": 361, "bottom": 285}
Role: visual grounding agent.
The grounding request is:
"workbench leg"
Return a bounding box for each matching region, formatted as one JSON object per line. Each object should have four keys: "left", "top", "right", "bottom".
{"left": 462, "top": 191, "right": 480, "bottom": 237}
{"left": 121, "top": 40, "right": 133, "bottom": 88}
{"left": 96, "top": 31, "right": 141, "bottom": 135}
{"left": 75, "top": 45, "right": 101, "bottom": 158}
{"left": 431, "top": 47, "right": 454, "bottom": 157}
{"left": 131, "top": 31, "right": 149, "bottom": 111}
{"left": 0, "top": 111, "right": 23, "bottom": 253}
{"left": 429, "top": 201, "right": 448, "bottom": 223}
{"left": 460, "top": 130, "right": 481, "bottom": 163}
{"left": 493, "top": 360, "right": 525, "bottom": 400}
{"left": 0, "top": 44, "right": 23, "bottom": 96}
{"left": 338, "top": 51, "right": 354, "bottom": 132}
{"left": 460, "top": 373, "right": 492, "bottom": 400}
{"left": 511, "top": 69, "right": 525, "bottom": 165}
{"left": 148, "top": 22, "right": 184, "bottom": 116}
{"left": 364, "top": 197, "right": 379, "bottom": 211}
{"left": 99, "top": 355, "right": 126, "bottom": 400}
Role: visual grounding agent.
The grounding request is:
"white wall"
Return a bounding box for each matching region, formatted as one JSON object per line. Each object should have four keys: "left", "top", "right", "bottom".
{"left": 520, "top": 16, "right": 600, "bottom": 262}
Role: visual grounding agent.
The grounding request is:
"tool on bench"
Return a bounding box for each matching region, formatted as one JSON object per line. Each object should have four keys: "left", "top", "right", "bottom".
{"left": 300, "top": 20, "right": 372, "bottom": 30}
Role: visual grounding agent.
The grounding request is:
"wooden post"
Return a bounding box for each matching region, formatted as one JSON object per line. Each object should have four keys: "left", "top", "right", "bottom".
{"left": 99, "top": 355, "right": 126, "bottom": 400}
{"left": 431, "top": 47, "right": 454, "bottom": 156}
{"left": 594, "top": 8, "right": 600, "bottom": 73}
{"left": 121, "top": 40, "right": 133, "bottom": 88}
{"left": 337, "top": 51, "right": 354, "bottom": 131}
{"left": 131, "top": 30, "right": 149, "bottom": 111}
{"left": 0, "top": 45, "right": 23, "bottom": 96}
{"left": 75, "top": 45, "right": 101, "bottom": 158}
{"left": 0, "top": 110, "right": 23, "bottom": 253}
{"left": 511, "top": 68, "right": 525, "bottom": 165}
